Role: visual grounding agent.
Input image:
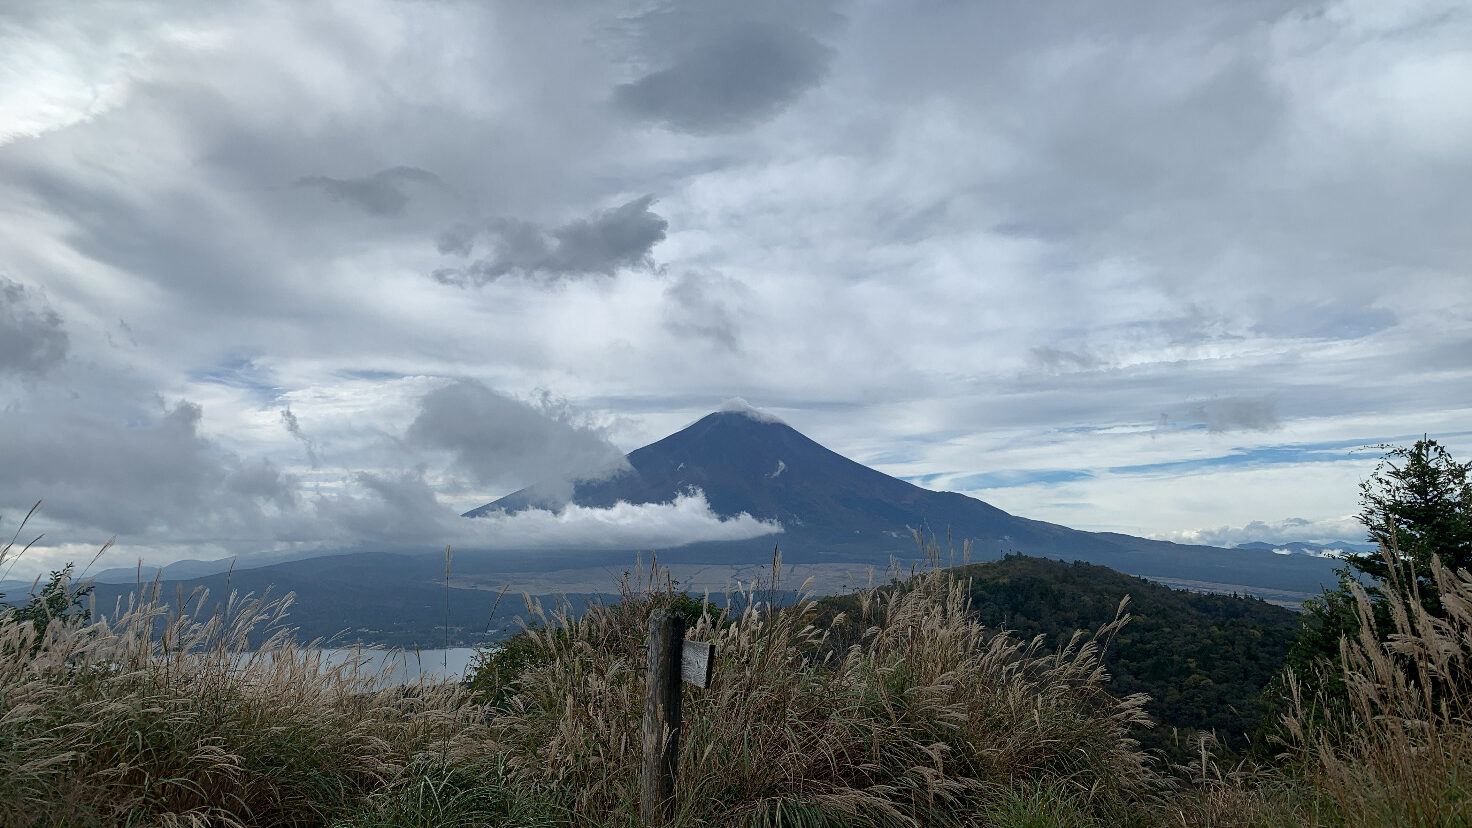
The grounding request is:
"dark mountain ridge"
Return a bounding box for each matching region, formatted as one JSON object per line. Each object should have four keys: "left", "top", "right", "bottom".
{"left": 467, "top": 408, "right": 1341, "bottom": 596}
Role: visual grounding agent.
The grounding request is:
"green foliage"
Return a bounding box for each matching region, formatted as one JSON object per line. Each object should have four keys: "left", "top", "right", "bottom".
{"left": 964, "top": 556, "right": 1297, "bottom": 755}
{"left": 1352, "top": 437, "right": 1472, "bottom": 595}
{"left": 331, "top": 759, "right": 562, "bottom": 828}
{"left": 976, "top": 783, "right": 1109, "bottom": 828}
{"left": 464, "top": 622, "right": 563, "bottom": 707}
{"left": 1271, "top": 575, "right": 1359, "bottom": 736}
{"left": 1, "top": 563, "right": 94, "bottom": 656}
{"left": 1, "top": 502, "right": 102, "bottom": 657}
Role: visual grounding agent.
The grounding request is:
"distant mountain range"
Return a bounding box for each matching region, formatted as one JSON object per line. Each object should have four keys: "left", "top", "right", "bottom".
{"left": 467, "top": 406, "right": 1342, "bottom": 597}
{"left": 1235, "top": 540, "right": 1373, "bottom": 558}
{"left": 90, "top": 557, "right": 242, "bottom": 584}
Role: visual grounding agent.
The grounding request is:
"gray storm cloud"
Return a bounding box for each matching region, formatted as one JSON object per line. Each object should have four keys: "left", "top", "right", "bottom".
{"left": 614, "top": 21, "right": 832, "bottom": 134}
{"left": 0, "top": 393, "right": 298, "bottom": 540}
{"left": 433, "top": 196, "right": 667, "bottom": 286}
{"left": 0, "top": 278, "right": 68, "bottom": 375}
{"left": 294, "top": 166, "right": 451, "bottom": 217}
{"left": 405, "top": 380, "right": 630, "bottom": 503}
{"left": 1189, "top": 398, "right": 1279, "bottom": 433}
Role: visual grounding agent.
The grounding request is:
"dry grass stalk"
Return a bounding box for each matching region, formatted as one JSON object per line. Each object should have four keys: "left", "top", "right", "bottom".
{"left": 481, "top": 543, "right": 1158, "bottom": 826}
{"left": 1276, "top": 551, "right": 1472, "bottom": 826}
{"left": 0, "top": 577, "right": 498, "bottom": 827}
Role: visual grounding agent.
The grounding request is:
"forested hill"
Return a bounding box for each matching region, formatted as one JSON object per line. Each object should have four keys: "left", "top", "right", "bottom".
{"left": 820, "top": 555, "right": 1302, "bottom": 758}
{"left": 961, "top": 555, "right": 1299, "bottom": 753}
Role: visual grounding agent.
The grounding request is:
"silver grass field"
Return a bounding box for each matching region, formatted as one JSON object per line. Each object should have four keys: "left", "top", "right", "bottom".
{"left": 2, "top": 533, "right": 1470, "bottom": 826}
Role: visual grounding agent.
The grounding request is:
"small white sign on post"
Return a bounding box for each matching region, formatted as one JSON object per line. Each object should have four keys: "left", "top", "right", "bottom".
{"left": 680, "top": 639, "right": 715, "bottom": 689}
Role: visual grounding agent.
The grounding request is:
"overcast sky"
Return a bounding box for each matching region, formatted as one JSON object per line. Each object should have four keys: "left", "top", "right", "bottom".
{"left": 2, "top": 0, "right": 1469, "bottom": 581}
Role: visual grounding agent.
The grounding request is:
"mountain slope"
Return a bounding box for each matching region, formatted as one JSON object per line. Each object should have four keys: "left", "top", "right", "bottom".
{"left": 470, "top": 407, "right": 1011, "bottom": 534}
{"left": 465, "top": 408, "right": 1342, "bottom": 596}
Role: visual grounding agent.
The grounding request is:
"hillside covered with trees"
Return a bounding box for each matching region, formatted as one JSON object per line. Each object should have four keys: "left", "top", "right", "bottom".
{"left": 968, "top": 555, "right": 1296, "bottom": 753}
{"left": 814, "top": 554, "right": 1299, "bottom": 760}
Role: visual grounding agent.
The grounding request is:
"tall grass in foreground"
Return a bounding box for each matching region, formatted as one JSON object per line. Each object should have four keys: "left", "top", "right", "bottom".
{"left": 0, "top": 580, "right": 523, "bottom": 828}
{"left": 1169, "top": 549, "right": 1472, "bottom": 828}
{"left": 7, "top": 530, "right": 1472, "bottom": 826}
{"left": 1273, "top": 554, "right": 1472, "bottom": 826}
{"left": 475, "top": 549, "right": 1161, "bottom": 827}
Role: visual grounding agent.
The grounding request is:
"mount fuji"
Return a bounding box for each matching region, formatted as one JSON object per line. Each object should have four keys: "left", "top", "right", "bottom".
{"left": 465, "top": 404, "right": 1341, "bottom": 597}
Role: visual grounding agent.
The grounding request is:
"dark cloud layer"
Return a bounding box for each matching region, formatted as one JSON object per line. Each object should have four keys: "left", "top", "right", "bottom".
{"left": 0, "top": 279, "right": 68, "bottom": 375}
{"left": 405, "top": 380, "right": 629, "bottom": 503}
{"left": 614, "top": 21, "right": 832, "bottom": 134}
{"left": 295, "top": 166, "right": 450, "bottom": 217}
{"left": 9, "top": 162, "right": 293, "bottom": 315}
{"left": 0, "top": 395, "right": 297, "bottom": 539}
{"left": 433, "top": 196, "right": 667, "bottom": 286}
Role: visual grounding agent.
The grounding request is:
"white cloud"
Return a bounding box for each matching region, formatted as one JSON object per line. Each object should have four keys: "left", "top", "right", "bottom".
{"left": 1169, "top": 516, "right": 1365, "bottom": 549}
{"left": 719, "top": 397, "right": 785, "bottom": 424}
{"left": 453, "top": 490, "right": 782, "bottom": 550}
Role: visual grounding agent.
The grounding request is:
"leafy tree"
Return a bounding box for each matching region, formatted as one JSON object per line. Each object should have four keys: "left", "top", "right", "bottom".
{"left": 1350, "top": 437, "right": 1472, "bottom": 596}
{"left": 1, "top": 563, "right": 94, "bottom": 655}
{"left": 1294, "top": 439, "right": 1472, "bottom": 647}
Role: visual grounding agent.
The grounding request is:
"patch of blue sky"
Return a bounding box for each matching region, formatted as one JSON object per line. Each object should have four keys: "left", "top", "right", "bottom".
{"left": 864, "top": 450, "right": 924, "bottom": 466}
{"left": 1053, "top": 423, "right": 1160, "bottom": 436}
{"left": 1373, "top": 429, "right": 1472, "bottom": 447}
{"left": 1105, "top": 439, "right": 1387, "bottom": 477}
{"left": 190, "top": 356, "right": 281, "bottom": 399}
{"left": 906, "top": 469, "right": 1095, "bottom": 489}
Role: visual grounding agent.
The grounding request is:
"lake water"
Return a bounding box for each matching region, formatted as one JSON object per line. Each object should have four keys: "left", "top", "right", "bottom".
{"left": 335, "top": 646, "right": 483, "bottom": 682}
{"left": 240, "top": 647, "right": 485, "bottom": 686}
{"left": 329, "top": 646, "right": 483, "bottom": 682}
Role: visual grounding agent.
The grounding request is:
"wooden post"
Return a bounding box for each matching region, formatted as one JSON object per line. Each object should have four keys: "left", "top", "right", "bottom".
{"left": 641, "top": 610, "right": 685, "bottom": 825}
